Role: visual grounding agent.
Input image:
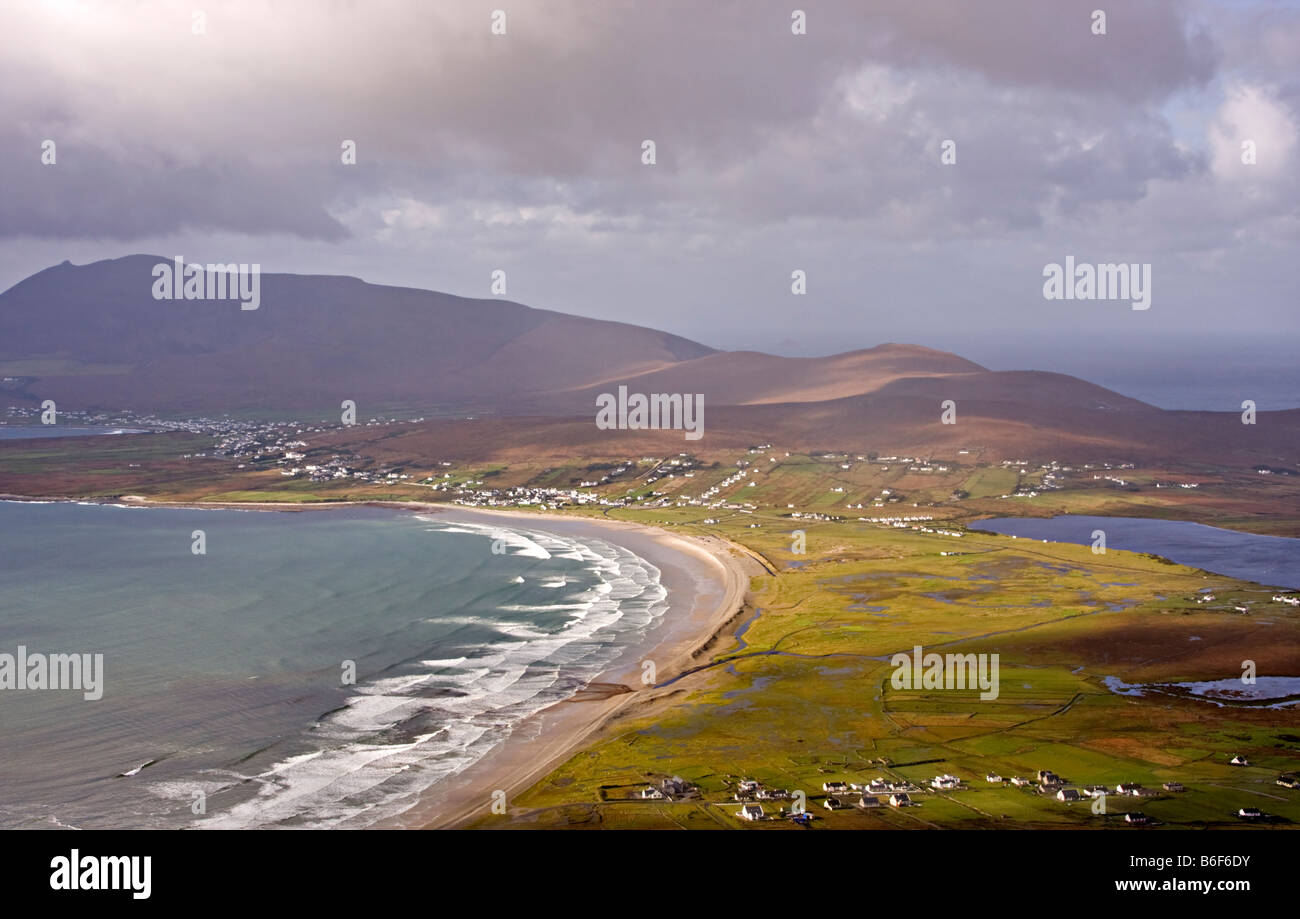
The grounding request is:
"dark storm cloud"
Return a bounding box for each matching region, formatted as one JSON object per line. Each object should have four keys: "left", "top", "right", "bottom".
{"left": 0, "top": 0, "right": 1294, "bottom": 348}
{"left": 0, "top": 0, "right": 1220, "bottom": 240}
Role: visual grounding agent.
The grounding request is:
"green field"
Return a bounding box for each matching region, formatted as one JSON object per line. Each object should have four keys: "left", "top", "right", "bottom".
{"left": 961, "top": 466, "right": 1019, "bottom": 498}
{"left": 479, "top": 515, "right": 1300, "bottom": 829}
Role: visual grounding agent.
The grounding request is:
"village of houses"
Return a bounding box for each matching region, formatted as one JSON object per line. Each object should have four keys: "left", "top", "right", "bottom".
{"left": 6, "top": 404, "right": 1246, "bottom": 535}
{"left": 624, "top": 757, "right": 1299, "bottom": 828}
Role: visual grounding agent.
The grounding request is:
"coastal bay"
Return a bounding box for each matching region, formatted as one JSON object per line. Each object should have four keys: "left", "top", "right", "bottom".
{"left": 0, "top": 498, "right": 752, "bottom": 830}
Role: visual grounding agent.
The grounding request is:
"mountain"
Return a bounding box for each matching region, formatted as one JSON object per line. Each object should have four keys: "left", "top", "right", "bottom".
{"left": 2, "top": 256, "right": 1296, "bottom": 467}
{"left": 0, "top": 255, "right": 715, "bottom": 414}
{"left": 0, "top": 255, "right": 1105, "bottom": 416}
{"left": 512, "top": 344, "right": 990, "bottom": 412}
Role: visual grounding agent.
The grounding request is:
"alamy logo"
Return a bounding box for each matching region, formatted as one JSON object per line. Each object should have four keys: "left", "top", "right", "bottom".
{"left": 151, "top": 255, "right": 261, "bottom": 310}
{"left": 50, "top": 849, "right": 150, "bottom": 900}
{"left": 0, "top": 645, "right": 103, "bottom": 700}
{"left": 890, "top": 644, "right": 1000, "bottom": 700}
{"left": 1042, "top": 256, "right": 1150, "bottom": 310}
{"left": 595, "top": 385, "right": 703, "bottom": 441}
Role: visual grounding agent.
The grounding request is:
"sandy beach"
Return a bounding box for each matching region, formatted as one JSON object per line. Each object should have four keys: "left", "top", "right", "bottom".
{"left": 373, "top": 505, "right": 761, "bottom": 829}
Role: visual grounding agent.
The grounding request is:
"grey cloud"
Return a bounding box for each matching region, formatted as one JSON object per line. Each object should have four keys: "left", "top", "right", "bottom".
{"left": 0, "top": 0, "right": 1223, "bottom": 241}
{"left": 0, "top": 134, "right": 349, "bottom": 240}
{"left": 866, "top": 0, "right": 1217, "bottom": 103}
{"left": 0, "top": 0, "right": 1294, "bottom": 352}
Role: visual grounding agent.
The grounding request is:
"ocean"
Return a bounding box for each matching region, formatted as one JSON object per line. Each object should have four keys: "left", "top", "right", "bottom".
{"left": 0, "top": 501, "right": 667, "bottom": 829}
{"left": 965, "top": 336, "right": 1300, "bottom": 412}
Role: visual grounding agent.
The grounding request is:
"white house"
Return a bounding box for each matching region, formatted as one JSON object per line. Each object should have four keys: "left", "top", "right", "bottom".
{"left": 737, "top": 804, "right": 764, "bottom": 821}
{"left": 889, "top": 793, "right": 911, "bottom": 808}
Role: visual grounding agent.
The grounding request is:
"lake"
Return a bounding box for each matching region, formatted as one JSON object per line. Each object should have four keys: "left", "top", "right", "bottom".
{"left": 974, "top": 515, "right": 1300, "bottom": 590}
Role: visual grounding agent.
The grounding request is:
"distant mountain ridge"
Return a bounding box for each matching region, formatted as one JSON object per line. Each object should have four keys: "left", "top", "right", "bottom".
{"left": 0, "top": 255, "right": 1142, "bottom": 416}
{"left": 3, "top": 255, "right": 1296, "bottom": 467}
{"left": 0, "top": 255, "right": 716, "bottom": 413}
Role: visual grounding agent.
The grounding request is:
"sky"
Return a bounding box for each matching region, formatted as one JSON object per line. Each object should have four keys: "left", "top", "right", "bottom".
{"left": 2, "top": 0, "right": 1297, "bottom": 369}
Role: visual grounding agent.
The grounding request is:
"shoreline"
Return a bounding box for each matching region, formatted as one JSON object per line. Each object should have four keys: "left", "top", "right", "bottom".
{"left": 1, "top": 494, "right": 761, "bottom": 829}
{"left": 380, "top": 505, "right": 758, "bottom": 829}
